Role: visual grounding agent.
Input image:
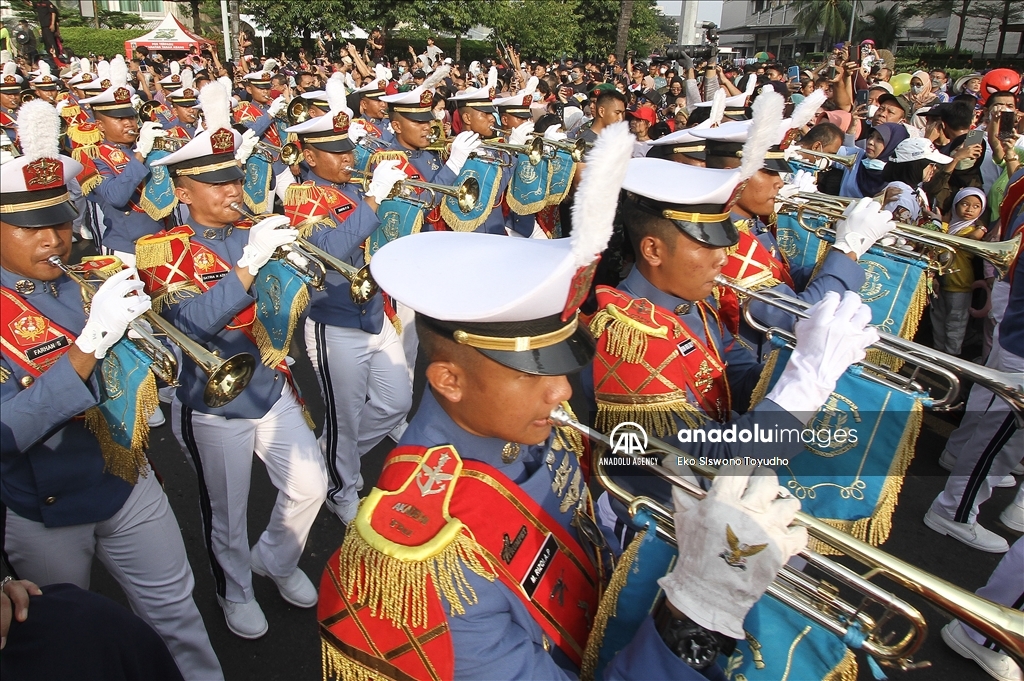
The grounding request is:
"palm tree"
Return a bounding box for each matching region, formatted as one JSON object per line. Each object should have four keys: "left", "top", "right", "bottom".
{"left": 859, "top": 4, "right": 907, "bottom": 50}
{"left": 794, "top": 0, "right": 853, "bottom": 50}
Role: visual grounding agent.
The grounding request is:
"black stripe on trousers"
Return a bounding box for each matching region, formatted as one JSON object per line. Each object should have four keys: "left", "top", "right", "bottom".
{"left": 313, "top": 321, "right": 344, "bottom": 501}
{"left": 954, "top": 411, "right": 1019, "bottom": 523}
{"left": 983, "top": 589, "right": 1024, "bottom": 652}
{"left": 179, "top": 404, "right": 228, "bottom": 598}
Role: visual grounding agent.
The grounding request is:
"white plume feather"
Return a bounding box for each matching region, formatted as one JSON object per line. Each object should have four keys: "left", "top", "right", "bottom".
{"left": 80, "top": 57, "right": 91, "bottom": 75}
{"left": 2, "top": 61, "right": 15, "bottom": 78}
{"left": 421, "top": 64, "right": 450, "bottom": 92}
{"left": 709, "top": 88, "right": 726, "bottom": 126}
{"left": 96, "top": 60, "right": 110, "bottom": 82}
{"left": 109, "top": 55, "right": 128, "bottom": 88}
{"left": 0, "top": 50, "right": 11, "bottom": 64}
{"left": 264, "top": 58, "right": 278, "bottom": 73}
{"left": 216, "top": 75, "right": 232, "bottom": 94}
{"left": 738, "top": 88, "right": 784, "bottom": 182}
{"left": 37, "top": 60, "right": 50, "bottom": 77}
{"left": 743, "top": 73, "right": 757, "bottom": 97}
{"left": 200, "top": 81, "right": 231, "bottom": 132}
{"left": 326, "top": 72, "right": 346, "bottom": 112}
{"left": 374, "top": 63, "right": 392, "bottom": 82}
{"left": 17, "top": 100, "right": 61, "bottom": 162}
{"left": 570, "top": 121, "right": 634, "bottom": 267}
{"left": 180, "top": 68, "right": 194, "bottom": 90}
{"left": 486, "top": 66, "right": 497, "bottom": 90}
{"left": 790, "top": 88, "right": 827, "bottom": 130}
{"left": 521, "top": 76, "right": 539, "bottom": 95}
{"left": 170, "top": 61, "right": 180, "bottom": 76}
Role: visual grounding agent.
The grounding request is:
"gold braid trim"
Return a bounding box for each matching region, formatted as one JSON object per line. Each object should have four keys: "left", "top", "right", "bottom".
{"left": 250, "top": 284, "right": 310, "bottom": 368}
{"left": 82, "top": 368, "right": 158, "bottom": 484}
{"left": 284, "top": 182, "right": 320, "bottom": 206}
{"left": 321, "top": 638, "right": 387, "bottom": 681}
{"left": 589, "top": 306, "right": 669, "bottom": 365}
{"left": 748, "top": 348, "right": 781, "bottom": 411}
{"left": 865, "top": 271, "right": 928, "bottom": 372}
{"left": 596, "top": 399, "right": 705, "bottom": 438}
{"left": 579, "top": 528, "right": 647, "bottom": 681}
{"left": 823, "top": 648, "right": 859, "bottom": 681}
{"left": 337, "top": 519, "right": 495, "bottom": 630}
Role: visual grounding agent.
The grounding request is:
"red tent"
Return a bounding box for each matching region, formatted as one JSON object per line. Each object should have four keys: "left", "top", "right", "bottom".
{"left": 124, "top": 14, "right": 214, "bottom": 58}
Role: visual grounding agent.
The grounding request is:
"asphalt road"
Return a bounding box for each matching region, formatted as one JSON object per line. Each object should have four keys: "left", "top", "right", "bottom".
{"left": 76, "top": 246, "right": 1016, "bottom": 681}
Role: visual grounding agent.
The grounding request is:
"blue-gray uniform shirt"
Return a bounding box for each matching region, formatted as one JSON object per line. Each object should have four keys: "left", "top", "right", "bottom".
{"left": 158, "top": 222, "right": 290, "bottom": 419}
{"left": 998, "top": 246, "right": 1024, "bottom": 358}
{"left": 358, "top": 116, "right": 395, "bottom": 144}
{"left": 236, "top": 100, "right": 289, "bottom": 177}
{"left": 303, "top": 173, "right": 385, "bottom": 333}
{"left": 735, "top": 213, "right": 865, "bottom": 350}
{"left": 88, "top": 142, "right": 164, "bottom": 253}
{"left": 382, "top": 137, "right": 457, "bottom": 185}
{"left": 0, "top": 268, "right": 133, "bottom": 527}
{"left": 585, "top": 267, "right": 807, "bottom": 520}
{"left": 398, "top": 390, "right": 709, "bottom": 681}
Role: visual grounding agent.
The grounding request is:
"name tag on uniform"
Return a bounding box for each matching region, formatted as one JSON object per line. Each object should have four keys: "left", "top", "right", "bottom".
{"left": 201, "top": 271, "right": 227, "bottom": 283}
{"left": 27, "top": 335, "right": 69, "bottom": 361}
{"left": 677, "top": 339, "right": 696, "bottom": 356}
{"left": 521, "top": 533, "right": 558, "bottom": 599}
{"left": 334, "top": 203, "right": 353, "bottom": 217}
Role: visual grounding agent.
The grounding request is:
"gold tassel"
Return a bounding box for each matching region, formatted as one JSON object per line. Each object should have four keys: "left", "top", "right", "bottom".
{"left": 284, "top": 182, "right": 320, "bottom": 207}
{"left": 82, "top": 368, "right": 158, "bottom": 484}
{"left": 596, "top": 401, "right": 704, "bottom": 438}
{"left": 134, "top": 237, "right": 175, "bottom": 271}
{"left": 823, "top": 648, "right": 859, "bottom": 681}
{"left": 321, "top": 638, "right": 380, "bottom": 681}
{"left": 150, "top": 283, "right": 201, "bottom": 314}
{"left": 297, "top": 218, "right": 335, "bottom": 239}
{"left": 580, "top": 529, "right": 647, "bottom": 681}
{"left": 78, "top": 173, "right": 102, "bottom": 196}
{"left": 251, "top": 284, "right": 310, "bottom": 367}
{"left": 748, "top": 349, "right": 781, "bottom": 410}
{"left": 337, "top": 521, "right": 494, "bottom": 630}
{"left": 302, "top": 405, "right": 316, "bottom": 431}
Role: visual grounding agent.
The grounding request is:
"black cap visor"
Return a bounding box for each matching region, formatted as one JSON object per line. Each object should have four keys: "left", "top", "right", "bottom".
{"left": 304, "top": 136, "right": 356, "bottom": 153}
{"left": 2, "top": 188, "right": 79, "bottom": 228}
{"left": 391, "top": 108, "right": 435, "bottom": 122}
{"left": 635, "top": 197, "right": 739, "bottom": 248}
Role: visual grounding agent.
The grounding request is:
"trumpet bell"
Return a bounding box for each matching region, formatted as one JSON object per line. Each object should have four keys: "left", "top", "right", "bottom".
{"left": 280, "top": 142, "right": 303, "bottom": 166}
{"left": 202, "top": 352, "right": 257, "bottom": 408}
{"left": 287, "top": 98, "right": 309, "bottom": 125}
{"left": 791, "top": 147, "right": 858, "bottom": 169}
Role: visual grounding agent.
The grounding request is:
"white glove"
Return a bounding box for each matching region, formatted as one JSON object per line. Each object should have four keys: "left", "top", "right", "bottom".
{"left": 235, "top": 128, "right": 258, "bottom": 163}
{"left": 237, "top": 215, "right": 297, "bottom": 275}
{"left": 75, "top": 268, "right": 152, "bottom": 359}
{"left": 543, "top": 126, "right": 568, "bottom": 142}
{"left": 658, "top": 467, "right": 807, "bottom": 639}
{"left": 765, "top": 291, "right": 879, "bottom": 419}
{"left": 133, "top": 121, "right": 166, "bottom": 158}
{"left": 445, "top": 131, "right": 482, "bottom": 175}
{"left": 833, "top": 197, "right": 896, "bottom": 259}
{"left": 130, "top": 94, "right": 143, "bottom": 110}
{"left": 348, "top": 120, "right": 368, "bottom": 143}
{"left": 274, "top": 166, "right": 297, "bottom": 203}
{"left": 55, "top": 98, "right": 69, "bottom": 114}
{"left": 778, "top": 169, "right": 817, "bottom": 199}
{"left": 366, "top": 159, "right": 406, "bottom": 203}
{"left": 507, "top": 120, "right": 535, "bottom": 146}
{"left": 267, "top": 95, "right": 288, "bottom": 118}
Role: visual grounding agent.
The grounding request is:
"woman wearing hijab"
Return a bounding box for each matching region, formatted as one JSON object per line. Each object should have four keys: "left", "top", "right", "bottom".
{"left": 899, "top": 70, "right": 939, "bottom": 117}
{"left": 839, "top": 122, "right": 910, "bottom": 198}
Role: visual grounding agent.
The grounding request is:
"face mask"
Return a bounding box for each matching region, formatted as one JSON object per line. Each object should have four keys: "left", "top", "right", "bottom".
{"left": 911, "top": 85, "right": 923, "bottom": 95}
{"left": 867, "top": 104, "right": 879, "bottom": 118}
{"left": 862, "top": 157, "right": 886, "bottom": 171}
{"left": 434, "top": 109, "right": 445, "bottom": 120}
{"left": 931, "top": 80, "right": 942, "bottom": 90}
{"left": 398, "top": 66, "right": 406, "bottom": 74}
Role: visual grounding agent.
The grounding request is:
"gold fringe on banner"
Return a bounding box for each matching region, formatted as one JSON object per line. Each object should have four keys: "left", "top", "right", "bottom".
{"left": 823, "top": 648, "right": 859, "bottom": 681}
{"left": 250, "top": 284, "right": 310, "bottom": 368}
{"left": 866, "top": 272, "right": 928, "bottom": 372}
{"left": 336, "top": 521, "right": 494, "bottom": 630}
{"left": 138, "top": 192, "right": 178, "bottom": 222}
{"left": 596, "top": 399, "right": 705, "bottom": 438}
{"left": 83, "top": 369, "right": 158, "bottom": 484}
{"left": 579, "top": 528, "right": 647, "bottom": 681}
{"left": 748, "top": 349, "right": 781, "bottom": 411}
{"left": 544, "top": 160, "right": 577, "bottom": 208}
{"left": 442, "top": 167, "right": 502, "bottom": 233}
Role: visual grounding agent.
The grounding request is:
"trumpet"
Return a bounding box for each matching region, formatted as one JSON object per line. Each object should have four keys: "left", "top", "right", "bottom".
{"left": 425, "top": 136, "right": 545, "bottom": 166}
{"left": 228, "top": 203, "right": 376, "bottom": 304}
{"left": 347, "top": 169, "right": 480, "bottom": 215}
{"left": 716, "top": 275, "right": 1024, "bottom": 419}
{"left": 137, "top": 99, "right": 162, "bottom": 122}
{"left": 532, "top": 135, "right": 589, "bottom": 162}
{"left": 151, "top": 135, "right": 190, "bottom": 152}
{"left": 20, "top": 90, "right": 36, "bottom": 103}
{"left": 280, "top": 142, "right": 303, "bottom": 167}
{"left": 788, "top": 146, "right": 858, "bottom": 169}
{"left": 49, "top": 256, "right": 255, "bottom": 408}
{"left": 779, "top": 193, "right": 1022, "bottom": 277}
{"left": 287, "top": 97, "right": 310, "bottom": 125}
{"left": 548, "top": 407, "right": 1024, "bottom": 669}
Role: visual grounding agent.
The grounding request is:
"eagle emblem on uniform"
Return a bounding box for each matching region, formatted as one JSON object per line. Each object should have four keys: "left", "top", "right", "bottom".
{"left": 720, "top": 524, "right": 767, "bottom": 570}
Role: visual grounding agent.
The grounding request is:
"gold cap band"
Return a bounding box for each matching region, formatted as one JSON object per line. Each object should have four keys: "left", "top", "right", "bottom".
{"left": 661, "top": 209, "right": 731, "bottom": 223}
{"left": 0, "top": 192, "right": 71, "bottom": 213}
{"left": 452, "top": 316, "right": 578, "bottom": 352}
{"left": 174, "top": 159, "right": 240, "bottom": 177}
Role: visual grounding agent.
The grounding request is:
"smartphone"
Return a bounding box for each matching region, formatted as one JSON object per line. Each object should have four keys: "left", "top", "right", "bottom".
{"left": 963, "top": 128, "right": 986, "bottom": 148}
{"left": 787, "top": 65, "right": 799, "bottom": 80}
{"left": 999, "top": 110, "right": 1017, "bottom": 139}
{"left": 855, "top": 89, "right": 869, "bottom": 106}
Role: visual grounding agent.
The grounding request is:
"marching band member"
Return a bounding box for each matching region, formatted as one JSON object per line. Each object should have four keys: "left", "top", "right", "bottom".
{"left": 282, "top": 77, "right": 410, "bottom": 524}
{"left": 350, "top": 63, "right": 395, "bottom": 144}
{"left": 317, "top": 121, "right": 812, "bottom": 681}
{"left": 0, "top": 100, "right": 222, "bottom": 681}
{"left": 79, "top": 55, "right": 170, "bottom": 262}
{"left": 0, "top": 60, "right": 24, "bottom": 142}
{"left": 63, "top": 57, "right": 97, "bottom": 124}
{"left": 28, "top": 60, "right": 58, "bottom": 105}
{"left": 140, "top": 82, "right": 327, "bottom": 640}
{"left": 164, "top": 70, "right": 200, "bottom": 140}
{"left": 234, "top": 67, "right": 289, "bottom": 212}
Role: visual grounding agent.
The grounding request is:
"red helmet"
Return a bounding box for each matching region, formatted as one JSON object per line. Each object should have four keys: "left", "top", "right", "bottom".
{"left": 979, "top": 68, "right": 1021, "bottom": 106}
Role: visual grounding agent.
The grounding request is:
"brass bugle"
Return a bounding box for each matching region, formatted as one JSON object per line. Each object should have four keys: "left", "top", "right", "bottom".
{"left": 151, "top": 135, "right": 190, "bottom": 151}
{"left": 20, "top": 90, "right": 36, "bottom": 103}
{"left": 425, "top": 136, "right": 545, "bottom": 166}
{"left": 280, "top": 142, "right": 302, "bottom": 167}
{"left": 782, "top": 194, "right": 1022, "bottom": 278}
{"left": 347, "top": 169, "right": 480, "bottom": 215}
{"left": 532, "top": 134, "right": 588, "bottom": 162}
{"left": 49, "top": 256, "right": 255, "bottom": 408}
{"left": 789, "top": 146, "right": 858, "bottom": 169}
{"left": 715, "top": 275, "right": 1024, "bottom": 419}
{"left": 287, "top": 97, "right": 309, "bottom": 125}
{"left": 548, "top": 407, "right": 1024, "bottom": 669}
{"left": 137, "top": 99, "right": 162, "bottom": 121}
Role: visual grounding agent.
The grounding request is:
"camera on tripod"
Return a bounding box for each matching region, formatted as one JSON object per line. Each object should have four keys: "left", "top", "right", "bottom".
{"left": 664, "top": 21, "right": 720, "bottom": 62}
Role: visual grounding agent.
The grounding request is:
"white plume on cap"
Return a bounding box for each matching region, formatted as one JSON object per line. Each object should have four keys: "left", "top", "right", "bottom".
{"left": 570, "top": 121, "right": 634, "bottom": 268}
{"left": 486, "top": 65, "right": 498, "bottom": 90}
{"left": 790, "top": 88, "right": 827, "bottom": 130}
{"left": 2, "top": 61, "right": 15, "bottom": 78}
{"left": 421, "top": 64, "right": 450, "bottom": 92}
{"left": 199, "top": 81, "right": 232, "bottom": 132}
{"left": 180, "top": 68, "right": 194, "bottom": 90}
{"left": 709, "top": 88, "right": 726, "bottom": 126}
{"left": 521, "top": 76, "right": 539, "bottom": 95}
{"left": 264, "top": 58, "right": 278, "bottom": 73}
{"left": 37, "top": 60, "right": 50, "bottom": 77}
{"left": 743, "top": 73, "right": 757, "bottom": 97}
{"left": 326, "top": 72, "right": 346, "bottom": 112}
{"left": 170, "top": 60, "right": 180, "bottom": 76}
{"left": 738, "top": 87, "right": 784, "bottom": 182}
{"left": 0, "top": 50, "right": 11, "bottom": 64}
{"left": 373, "top": 63, "right": 392, "bottom": 82}
{"left": 80, "top": 57, "right": 91, "bottom": 74}
{"left": 109, "top": 55, "right": 128, "bottom": 88}
{"left": 96, "top": 60, "right": 110, "bottom": 82}
{"left": 17, "top": 100, "right": 61, "bottom": 162}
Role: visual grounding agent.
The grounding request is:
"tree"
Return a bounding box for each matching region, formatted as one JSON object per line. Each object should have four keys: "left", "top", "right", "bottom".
{"left": 964, "top": 0, "right": 1023, "bottom": 54}
{"left": 858, "top": 4, "right": 906, "bottom": 50}
{"left": 477, "top": 0, "right": 581, "bottom": 60}
{"left": 794, "top": 0, "right": 852, "bottom": 50}
{"left": 614, "top": 0, "right": 634, "bottom": 61}
{"left": 904, "top": 0, "right": 974, "bottom": 53}
{"left": 575, "top": 0, "right": 674, "bottom": 60}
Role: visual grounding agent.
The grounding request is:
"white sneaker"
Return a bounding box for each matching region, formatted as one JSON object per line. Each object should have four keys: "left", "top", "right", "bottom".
{"left": 1013, "top": 462, "right": 1024, "bottom": 476}
{"left": 217, "top": 596, "right": 268, "bottom": 639}
{"left": 388, "top": 420, "right": 409, "bottom": 443}
{"left": 325, "top": 495, "right": 359, "bottom": 524}
{"left": 999, "top": 498, "right": 1024, "bottom": 533}
{"left": 924, "top": 508, "right": 1009, "bottom": 553}
{"left": 942, "top": 620, "right": 1022, "bottom": 681}
{"left": 147, "top": 406, "right": 166, "bottom": 427}
{"left": 158, "top": 386, "right": 176, "bottom": 404}
{"left": 939, "top": 449, "right": 957, "bottom": 472}
{"left": 250, "top": 546, "right": 318, "bottom": 608}
{"left": 994, "top": 474, "right": 1017, "bottom": 488}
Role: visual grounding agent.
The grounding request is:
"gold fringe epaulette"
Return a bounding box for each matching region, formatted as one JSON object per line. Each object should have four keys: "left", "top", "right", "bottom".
{"left": 322, "top": 639, "right": 381, "bottom": 681}
{"left": 82, "top": 369, "right": 158, "bottom": 484}
{"left": 589, "top": 304, "right": 671, "bottom": 364}
{"left": 68, "top": 123, "right": 103, "bottom": 147}
{"left": 369, "top": 150, "right": 409, "bottom": 165}
{"left": 595, "top": 400, "right": 705, "bottom": 438}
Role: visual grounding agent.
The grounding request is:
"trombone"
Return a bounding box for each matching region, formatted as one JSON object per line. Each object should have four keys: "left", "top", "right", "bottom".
{"left": 547, "top": 407, "right": 1024, "bottom": 670}
{"left": 779, "top": 193, "right": 1022, "bottom": 277}
{"left": 347, "top": 169, "right": 480, "bottom": 215}
{"left": 716, "top": 275, "right": 1024, "bottom": 420}
{"left": 788, "top": 145, "right": 858, "bottom": 169}
{"left": 49, "top": 256, "right": 255, "bottom": 408}
{"left": 229, "top": 203, "right": 377, "bottom": 304}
